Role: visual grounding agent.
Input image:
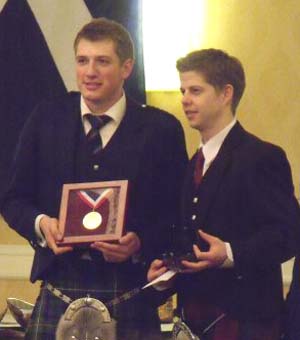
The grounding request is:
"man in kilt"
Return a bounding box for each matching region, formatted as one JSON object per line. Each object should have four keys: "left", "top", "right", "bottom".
{"left": 148, "top": 49, "right": 300, "bottom": 340}
{"left": 1, "top": 18, "right": 188, "bottom": 339}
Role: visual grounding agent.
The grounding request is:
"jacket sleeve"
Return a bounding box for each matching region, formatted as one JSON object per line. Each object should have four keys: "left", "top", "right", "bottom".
{"left": 1, "top": 105, "right": 43, "bottom": 244}
{"left": 231, "top": 145, "right": 300, "bottom": 272}
{"left": 130, "top": 115, "right": 188, "bottom": 264}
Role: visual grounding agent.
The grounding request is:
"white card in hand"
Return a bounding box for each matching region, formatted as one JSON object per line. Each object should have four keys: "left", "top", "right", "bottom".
{"left": 142, "top": 270, "right": 177, "bottom": 289}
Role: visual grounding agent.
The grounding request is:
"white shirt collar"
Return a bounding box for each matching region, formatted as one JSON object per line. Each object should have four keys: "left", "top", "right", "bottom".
{"left": 80, "top": 92, "right": 126, "bottom": 124}
{"left": 201, "top": 119, "right": 237, "bottom": 169}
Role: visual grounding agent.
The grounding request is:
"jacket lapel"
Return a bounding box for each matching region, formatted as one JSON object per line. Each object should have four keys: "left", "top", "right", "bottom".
{"left": 108, "top": 97, "right": 146, "bottom": 145}
{"left": 194, "top": 122, "right": 246, "bottom": 226}
{"left": 100, "top": 97, "right": 148, "bottom": 167}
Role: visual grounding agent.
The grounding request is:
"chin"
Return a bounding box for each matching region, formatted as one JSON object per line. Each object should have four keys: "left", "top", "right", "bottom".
{"left": 189, "top": 121, "right": 202, "bottom": 131}
{"left": 84, "top": 94, "right": 102, "bottom": 102}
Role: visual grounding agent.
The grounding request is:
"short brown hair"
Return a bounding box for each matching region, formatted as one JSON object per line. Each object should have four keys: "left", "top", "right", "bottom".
{"left": 176, "top": 49, "right": 245, "bottom": 113}
{"left": 74, "top": 17, "right": 134, "bottom": 63}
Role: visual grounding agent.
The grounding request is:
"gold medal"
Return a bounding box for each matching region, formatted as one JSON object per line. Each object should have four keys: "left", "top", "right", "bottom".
{"left": 82, "top": 211, "right": 102, "bottom": 230}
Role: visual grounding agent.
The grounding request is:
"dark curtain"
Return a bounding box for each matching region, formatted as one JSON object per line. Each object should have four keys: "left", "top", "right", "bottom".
{"left": 0, "top": 0, "right": 67, "bottom": 201}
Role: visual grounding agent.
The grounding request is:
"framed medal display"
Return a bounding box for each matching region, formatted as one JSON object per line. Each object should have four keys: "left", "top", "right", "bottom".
{"left": 57, "top": 180, "right": 128, "bottom": 246}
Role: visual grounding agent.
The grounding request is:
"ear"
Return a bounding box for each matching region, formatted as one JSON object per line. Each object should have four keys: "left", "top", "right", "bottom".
{"left": 121, "top": 58, "right": 134, "bottom": 80}
{"left": 222, "top": 84, "right": 234, "bottom": 107}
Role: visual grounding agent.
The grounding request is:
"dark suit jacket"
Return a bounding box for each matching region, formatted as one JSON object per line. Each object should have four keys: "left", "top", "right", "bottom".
{"left": 285, "top": 257, "right": 300, "bottom": 339}
{"left": 177, "top": 122, "right": 300, "bottom": 321}
{"left": 1, "top": 92, "right": 188, "bottom": 284}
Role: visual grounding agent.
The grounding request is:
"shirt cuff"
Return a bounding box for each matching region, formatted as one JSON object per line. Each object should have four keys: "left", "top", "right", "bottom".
{"left": 35, "top": 214, "right": 47, "bottom": 248}
{"left": 221, "top": 242, "right": 234, "bottom": 268}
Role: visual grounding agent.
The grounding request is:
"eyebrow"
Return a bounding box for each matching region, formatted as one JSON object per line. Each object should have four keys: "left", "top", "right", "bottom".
{"left": 75, "top": 54, "right": 111, "bottom": 59}
{"left": 180, "top": 85, "right": 205, "bottom": 92}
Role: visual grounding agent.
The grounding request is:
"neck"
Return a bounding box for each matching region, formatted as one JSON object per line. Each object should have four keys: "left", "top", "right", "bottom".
{"left": 201, "top": 113, "right": 234, "bottom": 144}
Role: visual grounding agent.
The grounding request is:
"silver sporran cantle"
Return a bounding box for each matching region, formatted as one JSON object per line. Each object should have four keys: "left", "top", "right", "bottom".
{"left": 56, "top": 296, "right": 116, "bottom": 340}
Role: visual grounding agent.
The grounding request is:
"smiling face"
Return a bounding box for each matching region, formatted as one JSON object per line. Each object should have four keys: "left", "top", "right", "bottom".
{"left": 75, "top": 38, "right": 134, "bottom": 113}
{"left": 179, "top": 70, "right": 234, "bottom": 141}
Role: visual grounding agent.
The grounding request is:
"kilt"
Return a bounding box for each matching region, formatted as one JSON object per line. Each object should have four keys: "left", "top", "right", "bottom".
{"left": 25, "top": 251, "right": 162, "bottom": 340}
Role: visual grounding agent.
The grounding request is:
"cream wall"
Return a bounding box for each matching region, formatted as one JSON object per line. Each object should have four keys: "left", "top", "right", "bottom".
{"left": 205, "top": 0, "right": 300, "bottom": 197}
{"left": 0, "top": 1, "right": 299, "bottom": 289}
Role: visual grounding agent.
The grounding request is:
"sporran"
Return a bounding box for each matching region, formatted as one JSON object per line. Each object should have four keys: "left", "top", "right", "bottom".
{"left": 56, "top": 296, "right": 116, "bottom": 340}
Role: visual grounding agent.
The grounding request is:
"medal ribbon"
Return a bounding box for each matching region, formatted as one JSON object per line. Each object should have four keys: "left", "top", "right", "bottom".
{"left": 77, "top": 188, "right": 113, "bottom": 210}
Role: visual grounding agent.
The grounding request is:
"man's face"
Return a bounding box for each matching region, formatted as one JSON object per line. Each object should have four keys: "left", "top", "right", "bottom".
{"left": 75, "top": 38, "right": 133, "bottom": 113}
{"left": 180, "top": 71, "right": 227, "bottom": 133}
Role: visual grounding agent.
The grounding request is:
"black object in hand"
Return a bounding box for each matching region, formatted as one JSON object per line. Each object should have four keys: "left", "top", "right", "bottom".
{"left": 162, "top": 226, "right": 209, "bottom": 271}
{"left": 162, "top": 251, "right": 196, "bottom": 271}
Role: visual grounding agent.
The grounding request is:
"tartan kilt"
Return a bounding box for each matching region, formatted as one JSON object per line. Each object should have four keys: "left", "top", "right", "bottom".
{"left": 25, "top": 252, "right": 161, "bottom": 340}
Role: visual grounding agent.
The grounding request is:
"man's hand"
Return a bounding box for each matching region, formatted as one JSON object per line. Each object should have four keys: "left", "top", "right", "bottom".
{"left": 147, "top": 259, "right": 168, "bottom": 282}
{"left": 181, "top": 230, "right": 227, "bottom": 272}
{"left": 90, "top": 231, "right": 141, "bottom": 263}
{"left": 147, "top": 259, "right": 174, "bottom": 290}
{"left": 39, "top": 215, "right": 73, "bottom": 255}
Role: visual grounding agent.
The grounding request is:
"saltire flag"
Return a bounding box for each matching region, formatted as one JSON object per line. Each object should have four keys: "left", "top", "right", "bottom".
{"left": 0, "top": 0, "right": 145, "bottom": 199}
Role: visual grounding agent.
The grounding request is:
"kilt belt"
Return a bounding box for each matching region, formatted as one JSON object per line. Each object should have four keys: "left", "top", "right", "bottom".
{"left": 46, "top": 282, "right": 142, "bottom": 310}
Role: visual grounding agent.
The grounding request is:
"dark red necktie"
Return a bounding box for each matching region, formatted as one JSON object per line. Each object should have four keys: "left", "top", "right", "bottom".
{"left": 194, "top": 147, "right": 205, "bottom": 187}
{"left": 85, "top": 114, "right": 111, "bottom": 155}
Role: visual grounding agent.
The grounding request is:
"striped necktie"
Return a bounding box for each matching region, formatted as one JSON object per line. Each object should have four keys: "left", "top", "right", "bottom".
{"left": 85, "top": 114, "right": 111, "bottom": 155}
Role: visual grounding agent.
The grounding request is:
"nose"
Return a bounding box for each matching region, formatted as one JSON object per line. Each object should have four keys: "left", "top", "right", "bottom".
{"left": 181, "top": 91, "right": 192, "bottom": 107}
{"left": 86, "top": 61, "right": 97, "bottom": 77}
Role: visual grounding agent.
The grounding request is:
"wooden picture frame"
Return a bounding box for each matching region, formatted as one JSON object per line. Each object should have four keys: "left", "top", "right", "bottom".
{"left": 57, "top": 180, "right": 128, "bottom": 246}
